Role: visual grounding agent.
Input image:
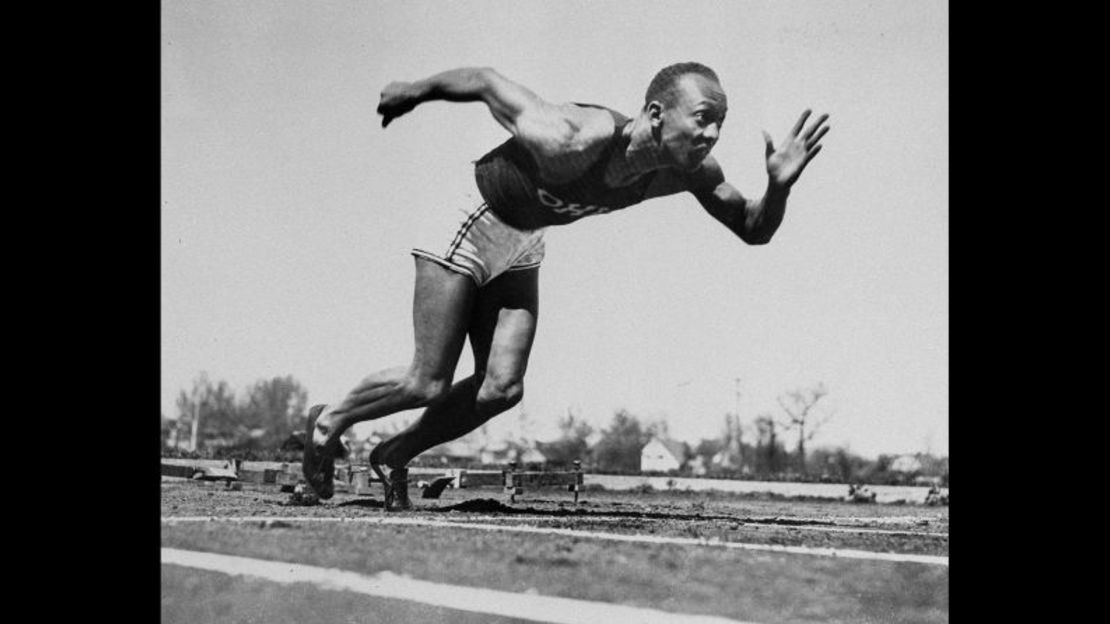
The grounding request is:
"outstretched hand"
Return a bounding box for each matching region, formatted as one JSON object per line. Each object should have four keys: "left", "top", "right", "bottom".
{"left": 762, "top": 110, "right": 829, "bottom": 189}
{"left": 377, "top": 81, "right": 417, "bottom": 128}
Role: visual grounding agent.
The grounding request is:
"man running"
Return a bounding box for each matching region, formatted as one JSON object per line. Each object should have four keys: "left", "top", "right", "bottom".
{"left": 304, "top": 63, "right": 829, "bottom": 508}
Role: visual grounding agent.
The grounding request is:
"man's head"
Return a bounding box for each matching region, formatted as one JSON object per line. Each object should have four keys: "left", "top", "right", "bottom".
{"left": 643, "top": 62, "right": 728, "bottom": 170}
{"left": 644, "top": 62, "right": 721, "bottom": 108}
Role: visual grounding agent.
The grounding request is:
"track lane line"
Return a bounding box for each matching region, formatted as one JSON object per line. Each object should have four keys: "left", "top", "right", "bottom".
{"left": 162, "top": 516, "right": 948, "bottom": 566}
{"left": 433, "top": 514, "right": 948, "bottom": 538}
{"left": 162, "top": 547, "right": 756, "bottom": 624}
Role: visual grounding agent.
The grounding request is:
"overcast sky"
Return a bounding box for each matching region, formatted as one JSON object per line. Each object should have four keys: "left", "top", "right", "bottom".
{"left": 162, "top": 0, "right": 948, "bottom": 458}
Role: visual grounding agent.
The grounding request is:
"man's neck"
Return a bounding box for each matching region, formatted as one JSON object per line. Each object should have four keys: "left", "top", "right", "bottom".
{"left": 623, "top": 114, "right": 666, "bottom": 173}
{"left": 604, "top": 113, "right": 666, "bottom": 186}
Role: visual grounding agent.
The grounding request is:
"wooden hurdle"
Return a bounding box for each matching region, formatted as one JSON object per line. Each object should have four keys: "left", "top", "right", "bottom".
{"left": 501, "top": 460, "right": 584, "bottom": 504}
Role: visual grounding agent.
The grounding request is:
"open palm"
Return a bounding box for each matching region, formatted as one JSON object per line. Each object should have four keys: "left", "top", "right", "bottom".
{"left": 763, "top": 110, "right": 830, "bottom": 188}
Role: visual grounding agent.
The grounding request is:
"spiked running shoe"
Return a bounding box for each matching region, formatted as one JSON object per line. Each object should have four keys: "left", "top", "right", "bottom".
{"left": 302, "top": 404, "right": 337, "bottom": 500}
{"left": 369, "top": 445, "right": 412, "bottom": 511}
{"left": 387, "top": 467, "right": 411, "bottom": 510}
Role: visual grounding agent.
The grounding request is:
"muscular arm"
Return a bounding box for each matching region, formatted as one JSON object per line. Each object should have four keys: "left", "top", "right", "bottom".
{"left": 689, "top": 158, "right": 788, "bottom": 245}
{"left": 692, "top": 109, "right": 829, "bottom": 245}
{"left": 377, "top": 67, "right": 591, "bottom": 165}
{"left": 377, "top": 67, "right": 535, "bottom": 131}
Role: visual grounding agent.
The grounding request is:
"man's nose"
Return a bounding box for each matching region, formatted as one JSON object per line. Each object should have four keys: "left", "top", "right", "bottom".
{"left": 702, "top": 122, "right": 720, "bottom": 142}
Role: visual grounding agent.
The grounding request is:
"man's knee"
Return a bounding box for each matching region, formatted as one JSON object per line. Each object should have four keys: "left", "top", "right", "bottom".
{"left": 475, "top": 375, "right": 524, "bottom": 415}
{"left": 402, "top": 377, "right": 451, "bottom": 406}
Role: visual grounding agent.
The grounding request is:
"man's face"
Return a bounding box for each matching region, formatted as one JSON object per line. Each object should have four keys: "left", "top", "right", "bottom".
{"left": 655, "top": 74, "right": 729, "bottom": 170}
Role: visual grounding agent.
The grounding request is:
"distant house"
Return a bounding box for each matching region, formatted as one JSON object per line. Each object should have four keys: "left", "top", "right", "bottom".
{"left": 480, "top": 441, "right": 547, "bottom": 465}
{"left": 891, "top": 454, "right": 924, "bottom": 473}
{"left": 418, "top": 438, "right": 548, "bottom": 466}
{"left": 480, "top": 441, "right": 514, "bottom": 465}
{"left": 420, "top": 439, "right": 481, "bottom": 465}
{"left": 899, "top": 454, "right": 948, "bottom": 481}
{"left": 641, "top": 437, "right": 687, "bottom": 472}
{"left": 711, "top": 449, "right": 737, "bottom": 470}
{"left": 518, "top": 446, "right": 547, "bottom": 465}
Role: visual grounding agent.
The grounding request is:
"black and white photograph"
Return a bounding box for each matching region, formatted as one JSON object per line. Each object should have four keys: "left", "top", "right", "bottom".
{"left": 161, "top": 1, "right": 949, "bottom": 621}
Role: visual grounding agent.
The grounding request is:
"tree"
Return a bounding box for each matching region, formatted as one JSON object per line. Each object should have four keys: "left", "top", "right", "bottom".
{"left": 694, "top": 437, "right": 724, "bottom": 464}
{"left": 238, "top": 375, "right": 309, "bottom": 448}
{"left": 175, "top": 372, "right": 238, "bottom": 450}
{"left": 173, "top": 372, "right": 310, "bottom": 453}
{"left": 776, "top": 382, "right": 833, "bottom": 475}
{"left": 809, "top": 445, "right": 869, "bottom": 482}
{"left": 160, "top": 413, "right": 177, "bottom": 449}
{"left": 861, "top": 454, "right": 901, "bottom": 485}
{"left": 540, "top": 409, "right": 595, "bottom": 467}
{"left": 645, "top": 417, "right": 671, "bottom": 439}
{"left": 592, "top": 409, "right": 651, "bottom": 472}
{"left": 753, "top": 414, "right": 785, "bottom": 475}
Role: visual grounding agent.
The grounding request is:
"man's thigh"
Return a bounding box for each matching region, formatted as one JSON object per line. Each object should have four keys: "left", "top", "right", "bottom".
{"left": 469, "top": 267, "right": 539, "bottom": 380}
{"left": 411, "top": 257, "right": 478, "bottom": 381}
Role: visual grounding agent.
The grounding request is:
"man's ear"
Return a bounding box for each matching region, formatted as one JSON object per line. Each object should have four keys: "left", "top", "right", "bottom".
{"left": 645, "top": 100, "right": 664, "bottom": 128}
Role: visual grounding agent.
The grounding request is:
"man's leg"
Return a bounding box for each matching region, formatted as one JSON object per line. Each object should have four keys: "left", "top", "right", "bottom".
{"left": 371, "top": 266, "right": 539, "bottom": 469}
{"left": 303, "top": 258, "right": 477, "bottom": 497}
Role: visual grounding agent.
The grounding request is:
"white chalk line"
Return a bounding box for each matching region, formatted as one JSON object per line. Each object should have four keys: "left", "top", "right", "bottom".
{"left": 162, "top": 547, "right": 755, "bottom": 624}
{"left": 838, "top": 515, "right": 948, "bottom": 524}
{"left": 162, "top": 516, "right": 948, "bottom": 566}
{"left": 447, "top": 514, "right": 948, "bottom": 538}
{"left": 161, "top": 513, "right": 949, "bottom": 539}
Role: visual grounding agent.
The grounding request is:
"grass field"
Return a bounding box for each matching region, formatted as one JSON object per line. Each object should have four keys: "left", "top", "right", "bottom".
{"left": 161, "top": 475, "right": 948, "bottom": 623}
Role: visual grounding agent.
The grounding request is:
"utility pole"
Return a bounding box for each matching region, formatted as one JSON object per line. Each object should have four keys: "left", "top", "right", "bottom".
{"left": 190, "top": 390, "right": 199, "bottom": 452}
{"left": 733, "top": 377, "right": 743, "bottom": 468}
{"left": 734, "top": 378, "right": 742, "bottom": 421}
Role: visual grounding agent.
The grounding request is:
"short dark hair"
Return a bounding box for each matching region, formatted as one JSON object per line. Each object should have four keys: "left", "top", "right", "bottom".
{"left": 644, "top": 62, "right": 721, "bottom": 106}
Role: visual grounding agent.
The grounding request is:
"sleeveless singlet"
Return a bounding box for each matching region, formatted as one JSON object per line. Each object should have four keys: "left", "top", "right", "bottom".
{"left": 473, "top": 105, "right": 658, "bottom": 230}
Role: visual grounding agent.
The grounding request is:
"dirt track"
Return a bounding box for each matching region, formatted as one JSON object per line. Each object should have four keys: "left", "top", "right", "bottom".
{"left": 162, "top": 477, "right": 948, "bottom": 555}
{"left": 162, "top": 476, "right": 948, "bottom": 623}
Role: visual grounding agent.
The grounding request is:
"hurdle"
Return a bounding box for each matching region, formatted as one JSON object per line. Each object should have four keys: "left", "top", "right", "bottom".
{"left": 161, "top": 459, "right": 244, "bottom": 488}
{"left": 501, "top": 460, "right": 585, "bottom": 505}
{"left": 410, "top": 461, "right": 584, "bottom": 504}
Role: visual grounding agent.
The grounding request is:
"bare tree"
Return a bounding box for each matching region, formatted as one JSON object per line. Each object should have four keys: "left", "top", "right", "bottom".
{"left": 776, "top": 382, "right": 834, "bottom": 475}
{"left": 753, "top": 413, "right": 783, "bottom": 475}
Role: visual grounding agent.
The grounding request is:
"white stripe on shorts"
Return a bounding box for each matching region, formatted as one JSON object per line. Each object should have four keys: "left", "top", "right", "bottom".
{"left": 413, "top": 202, "right": 545, "bottom": 287}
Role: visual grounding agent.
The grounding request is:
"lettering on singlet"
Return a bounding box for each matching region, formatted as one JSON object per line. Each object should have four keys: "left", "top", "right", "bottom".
{"left": 535, "top": 188, "right": 614, "bottom": 218}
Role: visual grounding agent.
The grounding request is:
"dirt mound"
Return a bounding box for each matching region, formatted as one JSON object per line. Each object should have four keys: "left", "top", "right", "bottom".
{"left": 438, "top": 498, "right": 519, "bottom": 513}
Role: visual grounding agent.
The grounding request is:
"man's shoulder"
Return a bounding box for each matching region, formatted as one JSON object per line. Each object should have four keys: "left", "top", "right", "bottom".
{"left": 518, "top": 103, "right": 620, "bottom": 177}
{"left": 565, "top": 102, "right": 626, "bottom": 122}
{"left": 550, "top": 103, "right": 620, "bottom": 143}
